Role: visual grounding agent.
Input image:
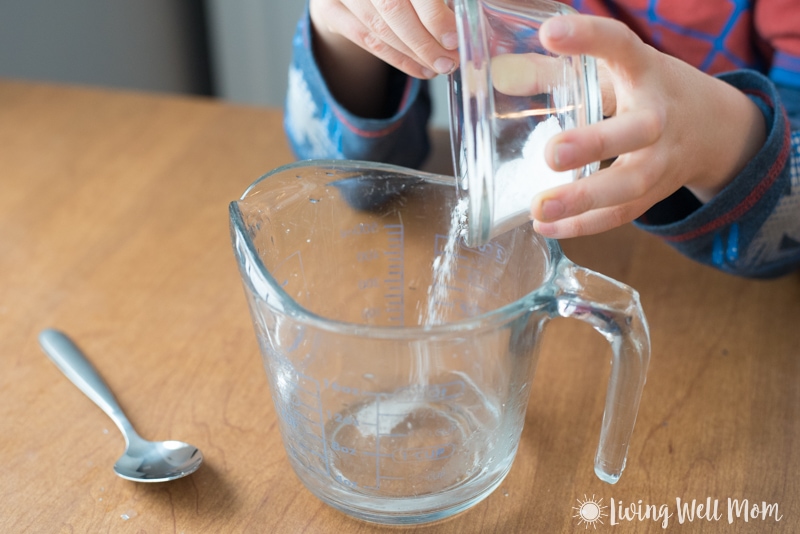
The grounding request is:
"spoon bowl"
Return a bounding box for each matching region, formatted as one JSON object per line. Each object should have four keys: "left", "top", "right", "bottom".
{"left": 39, "top": 328, "right": 204, "bottom": 483}
{"left": 114, "top": 439, "right": 202, "bottom": 482}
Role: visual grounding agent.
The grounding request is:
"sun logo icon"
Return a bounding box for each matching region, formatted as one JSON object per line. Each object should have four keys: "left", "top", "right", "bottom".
{"left": 573, "top": 494, "right": 608, "bottom": 529}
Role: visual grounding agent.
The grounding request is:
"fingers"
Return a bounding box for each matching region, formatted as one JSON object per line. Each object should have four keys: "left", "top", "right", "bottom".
{"left": 409, "top": 0, "right": 459, "bottom": 52}
{"left": 311, "top": 1, "right": 424, "bottom": 78}
{"left": 547, "top": 108, "right": 664, "bottom": 172}
{"left": 337, "top": 0, "right": 459, "bottom": 78}
{"left": 392, "top": 0, "right": 460, "bottom": 72}
{"left": 540, "top": 14, "right": 651, "bottom": 75}
{"left": 532, "top": 202, "right": 646, "bottom": 239}
{"left": 527, "top": 13, "right": 669, "bottom": 239}
{"left": 530, "top": 154, "right": 669, "bottom": 236}
{"left": 491, "top": 53, "right": 565, "bottom": 96}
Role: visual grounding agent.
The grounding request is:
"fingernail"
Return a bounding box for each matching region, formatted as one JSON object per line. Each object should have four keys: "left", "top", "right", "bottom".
{"left": 554, "top": 143, "right": 576, "bottom": 169}
{"left": 544, "top": 18, "right": 571, "bottom": 40}
{"left": 441, "top": 32, "right": 459, "bottom": 50}
{"left": 540, "top": 199, "right": 565, "bottom": 221}
{"left": 421, "top": 67, "right": 436, "bottom": 79}
{"left": 434, "top": 57, "right": 456, "bottom": 74}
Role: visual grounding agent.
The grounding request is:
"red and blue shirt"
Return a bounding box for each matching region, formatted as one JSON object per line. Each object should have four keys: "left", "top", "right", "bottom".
{"left": 568, "top": 0, "right": 800, "bottom": 88}
{"left": 284, "top": 0, "right": 800, "bottom": 277}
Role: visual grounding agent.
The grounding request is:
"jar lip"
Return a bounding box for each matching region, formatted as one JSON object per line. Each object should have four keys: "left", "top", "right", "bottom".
{"left": 449, "top": 0, "right": 600, "bottom": 248}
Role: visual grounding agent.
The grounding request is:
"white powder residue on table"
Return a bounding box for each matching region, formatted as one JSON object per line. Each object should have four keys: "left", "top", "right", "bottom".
{"left": 493, "top": 115, "right": 573, "bottom": 224}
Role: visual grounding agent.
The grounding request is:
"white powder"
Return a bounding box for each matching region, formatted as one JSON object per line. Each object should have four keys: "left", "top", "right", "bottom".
{"left": 356, "top": 199, "right": 467, "bottom": 438}
{"left": 353, "top": 118, "right": 575, "bottom": 440}
{"left": 354, "top": 389, "right": 426, "bottom": 436}
{"left": 355, "top": 117, "right": 568, "bottom": 438}
{"left": 421, "top": 197, "right": 468, "bottom": 327}
{"left": 493, "top": 115, "right": 573, "bottom": 225}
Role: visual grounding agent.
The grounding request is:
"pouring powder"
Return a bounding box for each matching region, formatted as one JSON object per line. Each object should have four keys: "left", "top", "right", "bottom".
{"left": 354, "top": 199, "right": 467, "bottom": 438}
{"left": 353, "top": 118, "right": 567, "bottom": 439}
{"left": 422, "top": 197, "right": 468, "bottom": 326}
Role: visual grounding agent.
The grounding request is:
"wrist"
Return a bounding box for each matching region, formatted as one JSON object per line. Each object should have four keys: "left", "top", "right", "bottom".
{"left": 309, "top": 16, "right": 391, "bottom": 118}
{"left": 685, "top": 76, "right": 767, "bottom": 203}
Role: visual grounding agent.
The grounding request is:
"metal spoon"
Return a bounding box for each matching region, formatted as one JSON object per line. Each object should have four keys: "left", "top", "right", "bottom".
{"left": 39, "top": 328, "right": 203, "bottom": 482}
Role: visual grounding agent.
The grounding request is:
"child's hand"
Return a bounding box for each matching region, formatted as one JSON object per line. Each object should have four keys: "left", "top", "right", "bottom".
{"left": 530, "top": 15, "right": 767, "bottom": 238}
{"left": 309, "top": 0, "right": 460, "bottom": 79}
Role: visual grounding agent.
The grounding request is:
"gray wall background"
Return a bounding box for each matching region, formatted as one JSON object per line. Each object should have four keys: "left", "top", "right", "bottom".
{"left": 205, "top": 0, "right": 304, "bottom": 107}
{"left": 204, "top": 0, "right": 448, "bottom": 126}
{"left": 0, "top": 0, "right": 212, "bottom": 95}
{"left": 0, "top": 0, "right": 449, "bottom": 126}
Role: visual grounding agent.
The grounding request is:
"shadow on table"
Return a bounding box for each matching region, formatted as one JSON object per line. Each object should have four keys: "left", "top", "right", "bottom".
{"left": 133, "top": 461, "right": 241, "bottom": 522}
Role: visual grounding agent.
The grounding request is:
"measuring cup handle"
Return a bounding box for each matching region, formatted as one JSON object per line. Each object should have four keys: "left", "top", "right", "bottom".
{"left": 551, "top": 258, "right": 650, "bottom": 484}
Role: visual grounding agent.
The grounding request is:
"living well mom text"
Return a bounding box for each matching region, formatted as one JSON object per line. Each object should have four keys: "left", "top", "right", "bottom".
{"left": 610, "top": 496, "right": 783, "bottom": 528}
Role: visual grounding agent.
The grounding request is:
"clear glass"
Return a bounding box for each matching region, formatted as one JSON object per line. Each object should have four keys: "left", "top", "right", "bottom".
{"left": 449, "top": 0, "right": 603, "bottom": 246}
{"left": 230, "top": 161, "right": 649, "bottom": 525}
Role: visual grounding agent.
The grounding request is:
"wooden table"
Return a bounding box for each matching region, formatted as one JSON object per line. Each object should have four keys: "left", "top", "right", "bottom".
{"left": 1, "top": 79, "right": 797, "bottom": 533}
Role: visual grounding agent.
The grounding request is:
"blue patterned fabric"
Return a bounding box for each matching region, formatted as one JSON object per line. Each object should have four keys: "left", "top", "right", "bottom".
{"left": 283, "top": 1, "right": 800, "bottom": 277}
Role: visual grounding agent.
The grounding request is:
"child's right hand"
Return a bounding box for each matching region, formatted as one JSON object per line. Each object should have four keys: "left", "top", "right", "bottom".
{"left": 309, "top": 0, "right": 460, "bottom": 79}
{"left": 528, "top": 15, "right": 767, "bottom": 238}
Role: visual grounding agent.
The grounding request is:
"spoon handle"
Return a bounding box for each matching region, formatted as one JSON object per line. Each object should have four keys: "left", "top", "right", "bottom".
{"left": 39, "top": 328, "right": 135, "bottom": 439}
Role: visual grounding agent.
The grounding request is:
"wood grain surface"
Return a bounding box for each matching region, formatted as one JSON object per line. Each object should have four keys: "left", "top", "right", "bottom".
{"left": 0, "top": 79, "right": 797, "bottom": 533}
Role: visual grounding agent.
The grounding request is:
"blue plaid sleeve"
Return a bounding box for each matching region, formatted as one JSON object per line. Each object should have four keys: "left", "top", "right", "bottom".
{"left": 283, "top": 6, "right": 432, "bottom": 168}
{"left": 636, "top": 70, "right": 800, "bottom": 278}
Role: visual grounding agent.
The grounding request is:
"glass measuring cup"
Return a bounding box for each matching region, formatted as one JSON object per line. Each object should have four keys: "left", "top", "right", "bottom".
{"left": 449, "top": 0, "right": 603, "bottom": 246}
{"left": 230, "top": 160, "right": 649, "bottom": 525}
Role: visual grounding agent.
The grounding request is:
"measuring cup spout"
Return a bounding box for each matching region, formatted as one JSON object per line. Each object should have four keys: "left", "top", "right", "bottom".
{"left": 229, "top": 198, "right": 288, "bottom": 315}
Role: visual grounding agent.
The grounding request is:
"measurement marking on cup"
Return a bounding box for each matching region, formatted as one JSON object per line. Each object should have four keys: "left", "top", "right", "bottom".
{"left": 393, "top": 444, "right": 456, "bottom": 462}
{"left": 340, "top": 221, "right": 379, "bottom": 238}
{"left": 358, "top": 278, "right": 379, "bottom": 290}
{"left": 384, "top": 224, "right": 404, "bottom": 324}
{"left": 280, "top": 370, "right": 332, "bottom": 477}
{"left": 288, "top": 405, "right": 324, "bottom": 426}
{"left": 356, "top": 249, "right": 380, "bottom": 262}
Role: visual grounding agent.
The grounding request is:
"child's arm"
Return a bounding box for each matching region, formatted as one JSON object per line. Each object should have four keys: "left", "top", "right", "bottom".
{"left": 284, "top": 2, "right": 800, "bottom": 277}
{"left": 529, "top": 15, "right": 767, "bottom": 235}
{"left": 309, "top": 0, "right": 459, "bottom": 83}
{"left": 528, "top": 15, "right": 800, "bottom": 278}
{"left": 284, "top": 6, "right": 434, "bottom": 167}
